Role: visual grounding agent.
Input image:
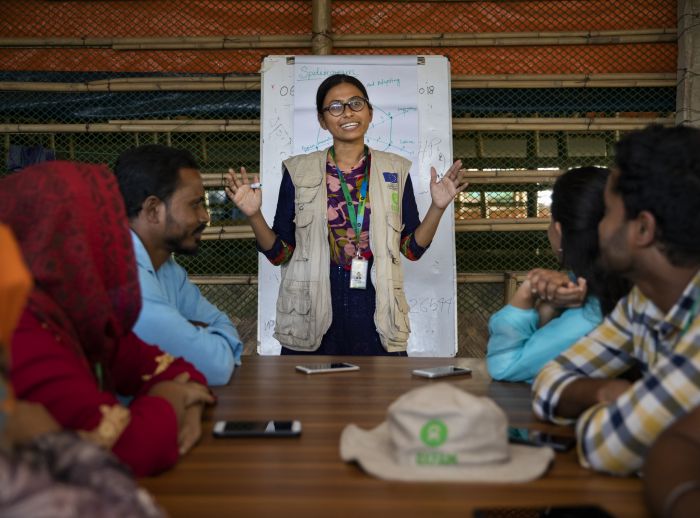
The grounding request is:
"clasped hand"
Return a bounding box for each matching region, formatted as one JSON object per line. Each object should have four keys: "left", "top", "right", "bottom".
{"left": 148, "top": 372, "right": 215, "bottom": 456}
{"left": 527, "top": 269, "right": 587, "bottom": 308}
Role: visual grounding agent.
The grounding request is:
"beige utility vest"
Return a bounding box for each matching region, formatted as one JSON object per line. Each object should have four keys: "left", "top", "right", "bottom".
{"left": 273, "top": 148, "right": 412, "bottom": 352}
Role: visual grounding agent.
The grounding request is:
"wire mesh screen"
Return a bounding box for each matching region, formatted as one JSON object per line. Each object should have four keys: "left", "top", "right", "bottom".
{"left": 0, "top": 0, "right": 677, "bottom": 356}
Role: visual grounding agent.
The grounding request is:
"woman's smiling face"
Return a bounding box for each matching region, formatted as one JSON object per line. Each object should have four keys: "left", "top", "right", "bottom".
{"left": 318, "top": 82, "right": 373, "bottom": 145}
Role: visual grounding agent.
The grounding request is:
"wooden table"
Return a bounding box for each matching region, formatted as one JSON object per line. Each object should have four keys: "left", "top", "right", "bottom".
{"left": 141, "top": 356, "right": 648, "bottom": 517}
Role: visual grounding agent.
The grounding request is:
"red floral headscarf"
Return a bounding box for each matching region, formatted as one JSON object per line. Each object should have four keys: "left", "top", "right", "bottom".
{"left": 0, "top": 161, "right": 141, "bottom": 367}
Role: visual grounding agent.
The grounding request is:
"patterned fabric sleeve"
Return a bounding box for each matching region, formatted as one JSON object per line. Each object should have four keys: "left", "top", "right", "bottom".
{"left": 533, "top": 290, "right": 700, "bottom": 475}
{"left": 259, "top": 169, "right": 296, "bottom": 266}
{"left": 261, "top": 237, "right": 295, "bottom": 266}
{"left": 532, "top": 297, "right": 637, "bottom": 426}
{"left": 399, "top": 174, "right": 429, "bottom": 261}
{"left": 11, "top": 311, "right": 205, "bottom": 477}
{"left": 573, "top": 320, "right": 700, "bottom": 475}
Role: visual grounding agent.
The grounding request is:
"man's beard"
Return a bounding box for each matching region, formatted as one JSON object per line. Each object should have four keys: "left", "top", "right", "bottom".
{"left": 165, "top": 222, "right": 207, "bottom": 256}
{"left": 600, "top": 224, "right": 633, "bottom": 277}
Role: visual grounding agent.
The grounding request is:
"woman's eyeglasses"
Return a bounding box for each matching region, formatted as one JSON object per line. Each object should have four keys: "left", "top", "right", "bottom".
{"left": 322, "top": 96, "right": 369, "bottom": 117}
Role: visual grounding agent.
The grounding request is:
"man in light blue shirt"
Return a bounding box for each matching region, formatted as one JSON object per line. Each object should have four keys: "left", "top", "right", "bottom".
{"left": 114, "top": 144, "right": 242, "bottom": 386}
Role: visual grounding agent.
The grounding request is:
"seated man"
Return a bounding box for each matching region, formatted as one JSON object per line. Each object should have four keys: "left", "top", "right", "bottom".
{"left": 532, "top": 125, "right": 700, "bottom": 475}
{"left": 114, "top": 145, "right": 243, "bottom": 386}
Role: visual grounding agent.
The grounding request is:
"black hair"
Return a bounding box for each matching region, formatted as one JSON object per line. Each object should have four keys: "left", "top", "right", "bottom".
{"left": 113, "top": 144, "right": 199, "bottom": 219}
{"left": 315, "top": 74, "right": 372, "bottom": 115}
{"left": 614, "top": 124, "right": 700, "bottom": 266}
{"left": 551, "top": 166, "right": 631, "bottom": 315}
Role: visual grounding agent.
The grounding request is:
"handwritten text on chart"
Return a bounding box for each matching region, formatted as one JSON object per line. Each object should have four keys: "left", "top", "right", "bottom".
{"left": 296, "top": 66, "right": 357, "bottom": 82}
{"left": 365, "top": 78, "right": 401, "bottom": 89}
{"left": 278, "top": 85, "right": 294, "bottom": 97}
{"left": 418, "top": 137, "right": 442, "bottom": 160}
{"left": 408, "top": 297, "right": 453, "bottom": 314}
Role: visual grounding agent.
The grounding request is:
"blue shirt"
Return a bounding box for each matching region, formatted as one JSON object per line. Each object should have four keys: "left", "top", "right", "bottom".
{"left": 486, "top": 297, "right": 602, "bottom": 383}
{"left": 130, "top": 231, "right": 242, "bottom": 386}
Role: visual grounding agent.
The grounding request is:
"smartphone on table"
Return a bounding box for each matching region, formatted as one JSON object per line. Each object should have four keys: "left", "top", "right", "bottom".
{"left": 212, "top": 420, "right": 302, "bottom": 438}
{"left": 295, "top": 362, "right": 360, "bottom": 374}
{"left": 412, "top": 365, "right": 472, "bottom": 379}
{"left": 507, "top": 426, "right": 575, "bottom": 452}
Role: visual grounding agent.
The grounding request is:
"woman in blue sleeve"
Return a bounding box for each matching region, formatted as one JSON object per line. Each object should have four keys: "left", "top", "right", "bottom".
{"left": 226, "top": 74, "right": 466, "bottom": 355}
{"left": 486, "top": 166, "right": 630, "bottom": 382}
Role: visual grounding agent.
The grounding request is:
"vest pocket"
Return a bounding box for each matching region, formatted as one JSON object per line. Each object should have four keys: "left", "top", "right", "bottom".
{"left": 385, "top": 213, "right": 404, "bottom": 233}
{"left": 385, "top": 213, "right": 404, "bottom": 276}
{"left": 391, "top": 285, "right": 411, "bottom": 333}
{"left": 276, "top": 280, "right": 312, "bottom": 340}
{"left": 293, "top": 210, "right": 314, "bottom": 261}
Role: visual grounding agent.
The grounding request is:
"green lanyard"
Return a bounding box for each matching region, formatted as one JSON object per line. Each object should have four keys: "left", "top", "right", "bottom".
{"left": 329, "top": 146, "right": 369, "bottom": 246}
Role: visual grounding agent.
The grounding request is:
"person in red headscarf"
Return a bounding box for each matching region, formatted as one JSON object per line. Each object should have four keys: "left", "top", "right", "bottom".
{"left": 0, "top": 225, "right": 165, "bottom": 517}
{"left": 0, "top": 161, "right": 214, "bottom": 477}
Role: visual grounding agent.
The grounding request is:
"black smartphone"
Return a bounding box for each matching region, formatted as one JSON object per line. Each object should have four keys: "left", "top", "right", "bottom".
{"left": 474, "top": 505, "right": 614, "bottom": 518}
{"left": 507, "top": 426, "right": 575, "bottom": 452}
{"left": 212, "top": 420, "right": 302, "bottom": 438}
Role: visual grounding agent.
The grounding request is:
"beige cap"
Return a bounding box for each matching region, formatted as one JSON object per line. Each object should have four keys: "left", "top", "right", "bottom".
{"left": 340, "top": 383, "right": 554, "bottom": 482}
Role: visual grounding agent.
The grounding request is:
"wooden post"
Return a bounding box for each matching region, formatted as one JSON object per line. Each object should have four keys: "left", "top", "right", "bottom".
{"left": 677, "top": 0, "right": 700, "bottom": 126}
{"left": 504, "top": 272, "right": 518, "bottom": 304}
{"left": 312, "top": 0, "right": 332, "bottom": 55}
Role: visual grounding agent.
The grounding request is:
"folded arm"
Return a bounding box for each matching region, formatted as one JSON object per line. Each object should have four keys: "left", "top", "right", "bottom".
{"left": 11, "top": 311, "right": 207, "bottom": 477}
{"left": 135, "top": 264, "right": 242, "bottom": 386}
{"left": 487, "top": 300, "right": 600, "bottom": 383}
{"left": 533, "top": 295, "right": 700, "bottom": 475}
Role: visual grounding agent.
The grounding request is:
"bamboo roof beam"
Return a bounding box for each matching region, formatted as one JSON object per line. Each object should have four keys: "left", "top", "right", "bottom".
{"left": 200, "top": 170, "right": 564, "bottom": 188}
{"left": 450, "top": 73, "right": 676, "bottom": 88}
{"left": 200, "top": 218, "right": 550, "bottom": 240}
{"left": 0, "top": 117, "right": 673, "bottom": 134}
{"left": 188, "top": 273, "right": 531, "bottom": 287}
{"left": 332, "top": 29, "right": 677, "bottom": 48}
{"left": 0, "top": 117, "right": 672, "bottom": 134}
{"left": 0, "top": 120, "right": 261, "bottom": 133}
{"left": 190, "top": 275, "right": 258, "bottom": 285}
{"left": 0, "top": 73, "right": 675, "bottom": 92}
{"left": 454, "top": 218, "right": 550, "bottom": 232}
{"left": 452, "top": 116, "right": 673, "bottom": 131}
{"left": 460, "top": 170, "right": 563, "bottom": 184}
{"left": 0, "top": 28, "right": 676, "bottom": 50}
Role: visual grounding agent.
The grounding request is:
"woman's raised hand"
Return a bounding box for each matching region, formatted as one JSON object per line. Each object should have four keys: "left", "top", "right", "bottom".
{"left": 429, "top": 159, "right": 468, "bottom": 210}
{"left": 225, "top": 167, "right": 262, "bottom": 217}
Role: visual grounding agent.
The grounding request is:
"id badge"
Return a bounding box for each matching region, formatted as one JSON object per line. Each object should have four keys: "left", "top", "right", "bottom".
{"left": 350, "top": 256, "right": 368, "bottom": 289}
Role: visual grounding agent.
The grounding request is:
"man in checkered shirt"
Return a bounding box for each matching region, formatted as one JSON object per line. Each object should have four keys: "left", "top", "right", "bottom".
{"left": 532, "top": 125, "right": 700, "bottom": 475}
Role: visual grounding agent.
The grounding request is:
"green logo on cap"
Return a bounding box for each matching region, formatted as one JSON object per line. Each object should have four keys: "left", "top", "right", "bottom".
{"left": 420, "top": 419, "right": 448, "bottom": 448}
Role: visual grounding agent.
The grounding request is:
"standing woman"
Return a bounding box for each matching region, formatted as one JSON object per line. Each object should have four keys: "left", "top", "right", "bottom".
{"left": 226, "top": 74, "right": 466, "bottom": 355}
